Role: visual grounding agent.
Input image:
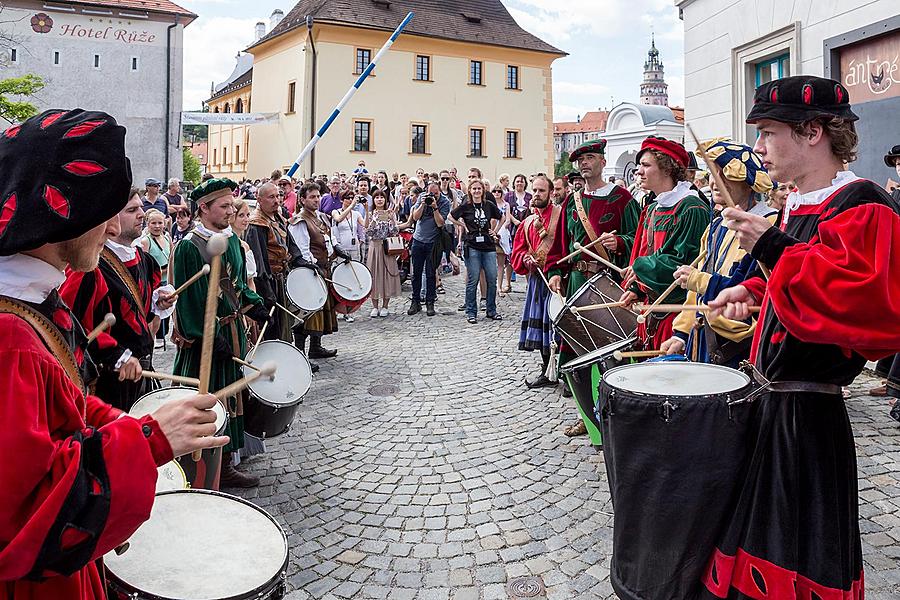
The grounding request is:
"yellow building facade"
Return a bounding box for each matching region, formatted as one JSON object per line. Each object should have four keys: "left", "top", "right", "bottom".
{"left": 206, "top": 68, "right": 252, "bottom": 180}
{"left": 206, "top": 3, "right": 564, "bottom": 182}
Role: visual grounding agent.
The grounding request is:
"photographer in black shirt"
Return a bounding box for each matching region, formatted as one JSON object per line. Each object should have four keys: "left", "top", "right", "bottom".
{"left": 451, "top": 179, "right": 502, "bottom": 324}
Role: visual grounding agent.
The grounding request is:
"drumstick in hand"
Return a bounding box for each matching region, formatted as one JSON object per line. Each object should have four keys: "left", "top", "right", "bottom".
{"left": 141, "top": 371, "right": 201, "bottom": 386}
{"left": 613, "top": 350, "right": 667, "bottom": 360}
{"left": 214, "top": 362, "right": 276, "bottom": 401}
{"left": 274, "top": 301, "right": 303, "bottom": 323}
{"left": 633, "top": 303, "right": 762, "bottom": 314}
{"left": 246, "top": 306, "right": 276, "bottom": 362}
{"left": 636, "top": 254, "right": 704, "bottom": 324}
{"left": 193, "top": 233, "right": 228, "bottom": 461}
{"left": 573, "top": 243, "right": 625, "bottom": 275}
{"left": 86, "top": 313, "right": 116, "bottom": 344}
{"left": 171, "top": 264, "right": 210, "bottom": 297}
{"left": 232, "top": 356, "right": 261, "bottom": 372}
{"left": 559, "top": 232, "right": 616, "bottom": 263}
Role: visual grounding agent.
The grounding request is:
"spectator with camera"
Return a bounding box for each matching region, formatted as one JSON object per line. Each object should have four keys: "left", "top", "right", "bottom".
{"left": 407, "top": 181, "right": 451, "bottom": 316}
{"left": 452, "top": 179, "right": 502, "bottom": 323}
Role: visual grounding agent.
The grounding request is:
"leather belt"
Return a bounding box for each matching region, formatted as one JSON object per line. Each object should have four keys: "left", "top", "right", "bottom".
{"left": 747, "top": 365, "right": 842, "bottom": 398}
{"left": 573, "top": 260, "right": 602, "bottom": 275}
{"left": 217, "top": 312, "right": 241, "bottom": 327}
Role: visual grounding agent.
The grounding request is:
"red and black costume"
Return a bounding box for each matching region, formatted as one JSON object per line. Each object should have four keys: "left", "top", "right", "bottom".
{"left": 60, "top": 242, "right": 163, "bottom": 411}
{"left": 0, "top": 110, "right": 173, "bottom": 600}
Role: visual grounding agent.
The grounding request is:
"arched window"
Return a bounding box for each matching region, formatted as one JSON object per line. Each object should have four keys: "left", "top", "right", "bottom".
{"left": 214, "top": 106, "right": 220, "bottom": 113}
{"left": 224, "top": 102, "right": 230, "bottom": 113}
{"left": 235, "top": 98, "right": 244, "bottom": 113}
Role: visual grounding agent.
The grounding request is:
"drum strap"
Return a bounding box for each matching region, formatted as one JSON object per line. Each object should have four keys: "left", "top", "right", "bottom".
{"left": 572, "top": 190, "right": 610, "bottom": 261}
{"left": 740, "top": 363, "right": 842, "bottom": 402}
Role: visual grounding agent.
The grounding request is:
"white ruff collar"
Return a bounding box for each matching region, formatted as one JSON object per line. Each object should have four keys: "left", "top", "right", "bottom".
{"left": 654, "top": 180, "right": 694, "bottom": 208}
{"left": 194, "top": 223, "right": 233, "bottom": 238}
{"left": 106, "top": 239, "right": 137, "bottom": 262}
{"left": 584, "top": 183, "right": 614, "bottom": 196}
{"left": 783, "top": 171, "right": 862, "bottom": 224}
{"left": 0, "top": 254, "right": 66, "bottom": 303}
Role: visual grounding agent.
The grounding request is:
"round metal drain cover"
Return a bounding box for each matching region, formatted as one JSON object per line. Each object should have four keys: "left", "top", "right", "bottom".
{"left": 507, "top": 576, "right": 546, "bottom": 598}
{"left": 368, "top": 383, "right": 399, "bottom": 397}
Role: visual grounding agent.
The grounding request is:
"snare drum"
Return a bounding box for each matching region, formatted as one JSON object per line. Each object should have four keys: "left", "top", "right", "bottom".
{"left": 130, "top": 387, "right": 227, "bottom": 491}
{"left": 598, "top": 362, "right": 753, "bottom": 600}
{"left": 286, "top": 267, "right": 328, "bottom": 320}
{"left": 156, "top": 460, "right": 187, "bottom": 493}
{"left": 553, "top": 272, "right": 637, "bottom": 356}
{"left": 105, "top": 489, "right": 288, "bottom": 600}
{"left": 243, "top": 340, "right": 312, "bottom": 439}
{"left": 330, "top": 260, "right": 372, "bottom": 314}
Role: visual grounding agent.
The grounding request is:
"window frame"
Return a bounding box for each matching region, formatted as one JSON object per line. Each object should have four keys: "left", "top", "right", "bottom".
{"left": 469, "top": 60, "right": 484, "bottom": 86}
{"left": 130, "top": 56, "right": 139, "bottom": 72}
{"left": 506, "top": 65, "right": 520, "bottom": 90}
{"left": 286, "top": 80, "right": 297, "bottom": 114}
{"left": 92, "top": 54, "right": 100, "bottom": 70}
{"left": 468, "top": 126, "right": 486, "bottom": 159}
{"left": 222, "top": 147, "right": 228, "bottom": 165}
{"left": 355, "top": 47, "right": 373, "bottom": 75}
{"left": 235, "top": 145, "right": 241, "bottom": 164}
{"left": 352, "top": 119, "right": 374, "bottom": 153}
{"left": 410, "top": 122, "right": 430, "bottom": 156}
{"left": 504, "top": 129, "right": 521, "bottom": 160}
{"left": 414, "top": 54, "right": 432, "bottom": 82}
{"left": 9, "top": 48, "right": 17, "bottom": 63}
{"left": 52, "top": 50, "right": 61, "bottom": 67}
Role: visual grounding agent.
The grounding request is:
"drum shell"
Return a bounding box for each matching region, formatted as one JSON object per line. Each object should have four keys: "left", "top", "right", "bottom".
{"left": 243, "top": 395, "right": 299, "bottom": 439}
{"left": 597, "top": 364, "right": 753, "bottom": 600}
{"left": 105, "top": 489, "right": 288, "bottom": 600}
{"left": 330, "top": 260, "right": 372, "bottom": 314}
{"left": 560, "top": 339, "right": 635, "bottom": 436}
{"left": 242, "top": 341, "right": 310, "bottom": 439}
{"left": 553, "top": 272, "right": 637, "bottom": 356}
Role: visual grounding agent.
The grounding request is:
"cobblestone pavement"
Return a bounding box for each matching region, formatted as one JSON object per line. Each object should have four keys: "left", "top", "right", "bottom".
{"left": 156, "top": 272, "right": 900, "bottom": 599}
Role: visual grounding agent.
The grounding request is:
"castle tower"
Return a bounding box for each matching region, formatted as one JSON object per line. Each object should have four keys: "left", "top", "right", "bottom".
{"left": 640, "top": 34, "right": 669, "bottom": 106}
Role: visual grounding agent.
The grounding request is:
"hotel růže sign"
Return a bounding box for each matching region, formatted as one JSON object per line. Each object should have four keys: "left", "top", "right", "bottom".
{"left": 29, "top": 11, "right": 163, "bottom": 46}
{"left": 839, "top": 28, "right": 900, "bottom": 104}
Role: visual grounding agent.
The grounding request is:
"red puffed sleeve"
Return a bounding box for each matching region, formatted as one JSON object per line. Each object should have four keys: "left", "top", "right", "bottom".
{"left": 766, "top": 203, "right": 900, "bottom": 360}
{"left": 510, "top": 220, "right": 531, "bottom": 275}
{"left": 0, "top": 321, "right": 162, "bottom": 582}
{"left": 741, "top": 277, "right": 767, "bottom": 305}
{"left": 545, "top": 194, "right": 572, "bottom": 278}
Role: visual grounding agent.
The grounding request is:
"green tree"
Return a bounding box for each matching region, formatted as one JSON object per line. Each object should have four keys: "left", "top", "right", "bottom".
{"left": 182, "top": 124, "right": 208, "bottom": 143}
{"left": 0, "top": 74, "right": 44, "bottom": 124}
{"left": 182, "top": 146, "right": 202, "bottom": 186}
{"left": 554, "top": 151, "right": 573, "bottom": 178}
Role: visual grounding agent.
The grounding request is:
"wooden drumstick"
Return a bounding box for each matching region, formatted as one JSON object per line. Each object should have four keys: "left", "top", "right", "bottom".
{"left": 86, "top": 313, "right": 116, "bottom": 344}
{"left": 171, "top": 264, "right": 210, "bottom": 297}
{"left": 323, "top": 276, "right": 355, "bottom": 292}
{"left": 633, "top": 303, "right": 762, "bottom": 314}
{"left": 559, "top": 232, "right": 616, "bottom": 263}
{"left": 533, "top": 266, "right": 565, "bottom": 303}
{"left": 274, "top": 301, "right": 303, "bottom": 323}
{"left": 214, "top": 362, "right": 276, "bottom": 401}
{"left": 613, "top": 350, "right": 666, "bottom": 360}
{"left": 572, "top": 301, "right": 627, "bottom": 313}
{"left": 193, "top": 233, "right": 229, "bottom": 462}
{"left": 636, "top": 254, "right": 703, "bottom": 324}
{"left": 246, "top": 306, "right": 276, "bottom": 362}
{"left": 140, "top": 371, "right": 201, "bottom": 386}
{"left": 572, "top": 242, "right": 625, "bottom": 275}
{"left": 232, "top": 356, "right": 261, "bottom": 372}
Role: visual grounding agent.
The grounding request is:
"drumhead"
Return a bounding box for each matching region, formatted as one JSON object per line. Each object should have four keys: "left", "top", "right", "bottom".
{"left": 331, "top": 260, "right": 373, "bottom": 301}
{"left": 156, "top": 461, "right": 187, "bottom": 493}
{"left": 105, "top": 490, "right": 287, "bottom": 600}
{"left": 560, "top": 338, "right": 635, "bottom": 373}
{"left": 604, "top": 362, "right": 750, "bottom": 396}
{"left": 245, "top": 341, "right": 312, "bottom": 406}
{"left": 286, "top": 268, "right": 328, "bottom": 311}
{"left": 548, "top": 293, "right": 564, "bottom": 322}
{"left": 130, "top": 387, "right": 227, "bottom": 436}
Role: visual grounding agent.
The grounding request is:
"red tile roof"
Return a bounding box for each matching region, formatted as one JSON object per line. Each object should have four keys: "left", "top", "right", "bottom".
{"left": 64, "top": 0, "right": 197, "bottom": 21}
{"left": 553, "top": 111, "right": 609, "bottom": 134}
{"left": 670, "top": 107, "right": 685, "bottom": 123}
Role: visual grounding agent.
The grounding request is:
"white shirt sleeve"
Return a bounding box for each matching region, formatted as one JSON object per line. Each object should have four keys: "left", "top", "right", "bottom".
{"left": 288, "top": 221, "right": 315, "bottom": 263}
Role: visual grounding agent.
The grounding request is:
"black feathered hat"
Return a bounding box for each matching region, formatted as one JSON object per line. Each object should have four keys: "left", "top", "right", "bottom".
{"left": 0, "top": 109, "right": 132, "bottom": 255}
{"left": 746, "top": 75, "right": 858, "bottom": 124}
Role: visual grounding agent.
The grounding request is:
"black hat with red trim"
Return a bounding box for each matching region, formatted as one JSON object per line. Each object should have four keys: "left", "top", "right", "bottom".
{"left": 746, "top": 75, "right": 858, "bottom": 124}
{"left": 0, "top": 109, "right": 132, "bottom": 256}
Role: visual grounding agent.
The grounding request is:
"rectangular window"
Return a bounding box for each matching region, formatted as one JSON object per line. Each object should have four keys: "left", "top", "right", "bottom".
{"left": 469, "top": 128, "right": 484, "bottom": 158}
{"left": 53, "top": 51, "right": 60, "bottom": 66}
{"left": 470, "top": 60, "right": 482, "bottom": 85}
{"left": 411, "top": 124, "right": 427, "bottom": 155}
{"left": 506, "top": 65, "right": 520, "bottom": 90}
{"left": 10, "top": 48, "right": 17, "bottom": 63}
{"left": 287, "top": 81, "right": 296, "bottom": 113}
{"left": 235, "top": 145, "right": 240, "bottom": 163}
{"left": 223, "top": 147, "right": 227, "bottom": 165}
{"left": 415, "top": 55, "right": 430, "bottom": 81}
{"left": 93, "top": 54, "right": 100, "bottom": 69}
{"left": 355, "top": 48, "right": 372, "bottom": 74}
{"left": 131, "top": 56, "right": 139, "bottom": 71}
{"left": 505, "top": 130, "right": 519, "bottom": 158}
{"left": 354, "top": 120, "right": 371, "bottom": 152}
{"left": 754, "top": 53, "right": 790, "bottom": 86}
{"left": 212, "top": 148, "right": 217, "bottom": 165}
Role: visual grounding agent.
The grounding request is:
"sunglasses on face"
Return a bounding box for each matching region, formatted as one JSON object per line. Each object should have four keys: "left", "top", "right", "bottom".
{"left": 492, "top": 190, "right": 502, "bottom": 194}
{"left": 441, "top": 177, "right": 450, "bottom": 181}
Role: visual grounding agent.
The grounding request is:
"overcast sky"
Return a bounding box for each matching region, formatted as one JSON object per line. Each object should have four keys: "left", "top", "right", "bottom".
{"left": 178, "top": 0, "right": 685, "bottom": 122}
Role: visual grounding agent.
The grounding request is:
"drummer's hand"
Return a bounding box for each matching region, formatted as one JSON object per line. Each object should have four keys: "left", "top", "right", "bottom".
{"left": 673, "top": 265, "right": 696, "bottom": 289}
{"left": 619, "top": 290, "right": 639, "bottom": 309}
{"left": 118, "top": 356, "right": 143, "bottom": 382}
{"left": 598, "top": 232, "right": 618, "bottom": 252}
{"left": 708, "top": 285, "right": 758, "bottom": 320}
{"left": 153, "top": 393, "right": 230, "bottom": 458}
{"left": 156, "top": 289, "right": 177, "bottom": 310}
{"left": 548, "top": 275, "right": 562, "bottom": 295}
{"left": 620, "top": 266, "right": 637, "bottom": 290}
{"left": 660, "top": 336, "right": 686, "bottom": 356}
{"left": 722, "top": 207, "right": 773, "bottom": 252}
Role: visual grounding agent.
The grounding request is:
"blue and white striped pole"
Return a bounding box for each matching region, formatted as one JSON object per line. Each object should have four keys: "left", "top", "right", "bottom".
{"left": 286, "top": 11, "right": 414, "bottom": 178}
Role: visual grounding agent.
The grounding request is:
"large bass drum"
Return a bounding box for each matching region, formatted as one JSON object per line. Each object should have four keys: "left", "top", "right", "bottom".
{"left": 243, "top": 340, "right": 312, "bottom": 439}
{"left": 105, "top": 489, "right": 288, "bottom": 600}
{"left": 598, "top": 362, "right": 754, "bottom": 600}
{"left": 552, "top": 271, "right": 637, "bottom": 356}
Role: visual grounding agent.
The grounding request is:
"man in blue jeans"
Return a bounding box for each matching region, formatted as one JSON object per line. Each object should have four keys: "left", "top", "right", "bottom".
{"left": 408, "top": 182, "right": 451, "bottom": 316}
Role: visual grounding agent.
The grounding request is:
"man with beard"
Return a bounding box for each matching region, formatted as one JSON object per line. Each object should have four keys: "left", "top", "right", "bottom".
{"left": 511, "top": 175, "right": 562, "bottom": 388}
{"left": 172, "top": 178, "right": 270, "bottom": 488}
{"left": 0, "top": 109, "right": 227, "bottom": 599}
{"left": 61, "top": 190, "right": 177, "bottom": 411}
{"left": 545, "top": 139, "right": 640, "bottom": 440}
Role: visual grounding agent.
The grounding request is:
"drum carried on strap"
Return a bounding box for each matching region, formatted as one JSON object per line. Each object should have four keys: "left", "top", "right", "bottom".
{"left": 242, "top": 340, "right": 312, "bottom": 439}
{"left": 105, "top": 489, "right": 288, "bottom": 600}
{"left": 597, "top": 362, "right": 754, "bottom": 600}
{"left": 130, "top": 387, "right": 227, "bottom": 491}
{"left": 286, "top": 266, "right": 328, "bottom": 321}
{"left": 553, "top": 271, "right": 637, "bottom": 356}
{"left": 330, "top": 260, "right": 372, "bottom": 314}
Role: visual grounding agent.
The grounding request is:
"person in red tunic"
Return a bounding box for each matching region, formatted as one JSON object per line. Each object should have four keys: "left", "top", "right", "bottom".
{"left": 510, "top": 175, "right": 562, "bottom": 388}
{"left": 0, "top": 109, "right": 228, "bottom": 600}
{"left": 700, "top": 77, "right": 900, "bottom": 599}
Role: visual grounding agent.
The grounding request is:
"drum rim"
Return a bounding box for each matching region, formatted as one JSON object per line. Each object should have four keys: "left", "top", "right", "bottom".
{"left": 552, "top": 270, "right": 635, "bottom": 332}
{"left": 331, "top": 260, "right": 373, "bottom": 301}
{"left": 243, "top": 340, "right": 312, "bottom": 407}
{"left": 602, "top": 362, "right": 752, "bottom": 398}
{"left": 132, "top": 386, "right": 227, "bottom": 436}
{"left": 155, "top": 460, "right": 187, "bottom": 493}
{"left": 560, "top": 338, "right": 636, "bottom": 373}
{"left": 286, "top": 268, "right": 328, "bottom": 311}
{"left": 105, "top": 489, "right": 288, "bottom": 600}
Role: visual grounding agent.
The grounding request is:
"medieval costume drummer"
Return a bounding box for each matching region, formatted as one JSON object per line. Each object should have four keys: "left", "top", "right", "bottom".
{"left": 510, "top": 175, "right": 562, "bottom": 389}
{"left": 172, "top": 178, "right": 269, "bottom": 489}
{"left": 699, "top": 76, "right": 900, "bottom": 599}
{"left": 619, "top": 137, "right": 709, "bottom": 350}
{"left": 545, "top": 139, "right": 640, "bottom": 439}
{"left": 660, "top": 141, "right": 777, "bottom": 367}
{"left": 0, "top": 109, "right": 225, "bottom": 599}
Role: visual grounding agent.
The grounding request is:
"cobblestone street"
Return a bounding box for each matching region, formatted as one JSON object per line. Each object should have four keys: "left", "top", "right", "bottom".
{"left": 159, "top": 273, "right": 900, "bottom": 600}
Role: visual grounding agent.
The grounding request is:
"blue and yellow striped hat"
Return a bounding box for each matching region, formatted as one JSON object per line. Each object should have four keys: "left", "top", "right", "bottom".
{"left": 703, "top": 140, "right": 773, "bottom": 194}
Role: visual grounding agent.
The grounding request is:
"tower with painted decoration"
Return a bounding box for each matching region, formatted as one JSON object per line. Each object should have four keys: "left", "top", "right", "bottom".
{"left": 640, "top": 34, "right": 669, "bottom": 107}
